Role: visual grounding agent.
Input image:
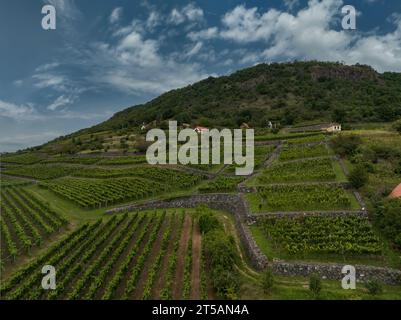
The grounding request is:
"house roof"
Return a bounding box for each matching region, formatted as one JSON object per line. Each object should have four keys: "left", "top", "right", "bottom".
{"left": 389, "top": 183, "right": 401, "bottom": 198}
{"left": 194, "top": 126, "right": 208, "bottom": 130}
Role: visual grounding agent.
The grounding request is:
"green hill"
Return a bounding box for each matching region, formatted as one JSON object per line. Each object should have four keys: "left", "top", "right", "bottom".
{"left": 89, "top": 61, "right": 401, "bottom": 132}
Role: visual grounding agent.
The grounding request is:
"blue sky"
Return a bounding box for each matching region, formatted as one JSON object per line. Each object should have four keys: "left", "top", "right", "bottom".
{"left": 1, "top": 0, "right": 401, "bottom": 152}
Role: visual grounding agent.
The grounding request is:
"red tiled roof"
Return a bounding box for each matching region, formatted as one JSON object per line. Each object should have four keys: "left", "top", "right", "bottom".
{"left": 389, "top": 183, "right": 401, "bottom": 198}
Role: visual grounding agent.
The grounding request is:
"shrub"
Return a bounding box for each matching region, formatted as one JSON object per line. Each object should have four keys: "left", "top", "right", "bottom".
{"left": 198, "top": 211, "right": 220, "bottom": 234}
{"left": 393, "top": 119, "right": 401, "bottom": 135}
{"left": 309, "top": 274, "right": 322, "bottom": 297}
{"left": 330, "top": 135, "right": 362, "bottom": 157}
{"left": 373, "top": 199, "right": 401, "bottom": 249}
{"left": 349, "top": 164, "right": 369, "bottom": 189}
{"left": 262, "top": 268, "right": 274, "bottom": 294}
{"left": 364, "top": 279, "right": 383, "bottom": 295}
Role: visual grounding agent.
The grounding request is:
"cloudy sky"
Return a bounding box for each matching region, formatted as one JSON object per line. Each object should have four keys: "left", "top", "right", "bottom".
{"left": 1, "top": 0, "right": 401, "bottom": 152}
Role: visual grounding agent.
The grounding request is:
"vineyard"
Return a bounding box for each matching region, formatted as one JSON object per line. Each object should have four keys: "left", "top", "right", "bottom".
{"left": 225, "top": 145, "right": 274, "bottom": 172}
{"left": 248, "top": 184, "right": 356, "bottom": 212}
{"left": 257, "top": 216, "right": 383, "bottom": 256}
{"left": 41, "top": 177, "right": 171, "bottom": 208}
{"left": 0, "top": 186, "right": 68, "bottom": 263}
{"left": 0, "top": 175, "right": 33, "bottom": 188}
{"left": 1, "top": 153, "right": 45, "bottom": 165}
{"left": 279, "top": 144, "right": 330, "bottom": 161}
{"left": 97, "top": 155, "right": 147, "bottom": 166}
{"left": 72, "top": 166, "right": 204, "bottom": 186}
{"left": 0, "top": 211, "right": 211, "bottom": 300}
{"left": 257, "top": 158, "right": 337, "bottom": 183}
{"left": 198, "top": 176, "right": 244, "bottom": 193}
{"left": 42, "top": 157, "right": 102, "bottom": 165}
{"left": 3, "top": 164, "right": 78, "bottom": 180}
{"left": 285, "top": 134, "right": 326, "bottom": 145}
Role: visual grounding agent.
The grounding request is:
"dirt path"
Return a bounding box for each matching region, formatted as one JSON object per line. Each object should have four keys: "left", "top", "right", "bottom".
{"left": 189, "top": 220, "right": 201, "bottom": 299}
{"left": 172, "top": 214, "right": 192, "bottom": 299}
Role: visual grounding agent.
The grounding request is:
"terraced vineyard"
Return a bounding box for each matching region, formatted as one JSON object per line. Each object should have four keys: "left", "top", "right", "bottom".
{"left": 1, "top": 153, "right": 45, "bottom": 165}
{"left": 257, "top": 158, "right": 337, "bottom": 183}
{"left": 42, "top": 157, "right": 102, "bottom": 165}
{"left": 0, "top": 211, "right": 211, "bottom": 300}
{"left": 285, "top": 134, "right": 326, "bottom": 145}
{"left": 0, "top": 187, "right": 68, "bottom": 262}
{"left": 0, "top": 175, "right": 33, "bottom": 188}
{"left": 248, "top": 184, "right": 357, "bottom": 212}
{"left": 279, "top": 144, "right": 330, "bottom": 161}
{"left": 3, "top": 164, "right": 78, "bottom": 180}
{"left": 40, "top": 177, "right": 170, "bottom": 208}
{"left": 198, "top": 176, "right": 244, "bottom": 193}
{"left": 257, "top": 216, "right": 383, "bottom": 256}
{"left": 72, "top": 166, "right": 204, "bottom": 186}
{"left": 97, "top": 156, "right": 147, "bottom": 166}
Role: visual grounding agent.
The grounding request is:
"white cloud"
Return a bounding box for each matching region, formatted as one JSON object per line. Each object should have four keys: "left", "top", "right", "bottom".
{"left": 146, "top": 11, "right": 161, "bottom": 30}
{"left": 87, "top": 25, "right": 209, "bottom": 95}
{"left": 0, "top": 99, "right": 38, "bottom": 120}
{"left": 284, "top": 0, "right": 300, "bottom": 10}
{"left": 13, "top": 80, "right": 23, "bottom": 86}
{"left": 45, "top": 0, "right": 80, "bottom": 20}
{"left": 220, "top": 5, "right": 280, "bottom": 43}
{"left": 35, "top": 62, "right": 60, "bottom": 72}
{"left": 169, "top": 3, "right": 204, "bottom": 25}
{"left": 110, "top": 7, "right": 123, "bottom": 24}
{"left": 32, "top": 73, "right": 67, "bottom": 90}
{"left": 188, "top": 27, "right": 218, "bottom": 41}
{"left": 47, "top": 95, "right": 74, "bottom": 111}
{"left": 185, "top": 42, "right": 203, "bottom": 57}
{"left": 116, "top": 30, "right": 161, "bottom": 67}
{"left": 189, "top": 0, "right": 401, "bottom": 72}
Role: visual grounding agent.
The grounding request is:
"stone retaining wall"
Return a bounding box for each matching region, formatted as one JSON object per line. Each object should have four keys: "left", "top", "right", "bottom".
{"left": 251, "top": 210, "right": 368, "bottom": 219}
{"left": 271, "top": 261, "right": 401, "bottom": 285}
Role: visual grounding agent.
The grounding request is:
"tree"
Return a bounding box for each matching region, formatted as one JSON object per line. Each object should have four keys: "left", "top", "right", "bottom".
{"left": 374, "top": 199, "right": 401, "bottom": 249}
{"left": 395, "top": 160, "right": 401, "bottom": 175}
{"left": 349, "top": 164, "right": 369, "bottom": 189}
{"left": 393, "top": 119, "right": 401, "bottom": 135}
{"left": 309, "top": 274, "right": 322, "bottom": 297}
{"left": 330, "top": 135, "right": 362, "bottom": 157}
{"left": 262, "top": 268, "right": 274, "bottom": 294}
{"left": 332, "top": 108, "right": 347, "bottom": 123}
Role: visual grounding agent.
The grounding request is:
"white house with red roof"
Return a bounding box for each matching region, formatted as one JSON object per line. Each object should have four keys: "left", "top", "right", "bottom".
{"left": 194, "top": 126, "right": 209, "bottom": 134}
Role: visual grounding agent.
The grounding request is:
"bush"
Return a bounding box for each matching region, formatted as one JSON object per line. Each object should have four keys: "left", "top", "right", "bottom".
{"left": 374, "top": 199, "right": 401, "bottom": 249}
{"left": 330, "top": 135, "right": 362, "bottom": 157}
{"left": 309, "top": 274, "right": 322, "bottom": 297}
{"left": 200, "top": 208, "right": 240, "bottom": 300}
{"left": 349, "top": 164, "right": 369, "bottom": 189}
{"left": 198, "top": 209, "right": 221, "bottom": 234}
{"left": 364, "top": 279, "right": 383, "bottom": 295}
{"left": 262, "top": 268, "right": 274, "bottom": 294}
{"left": 393, "top": 119, "right": 401, "bottom": 135}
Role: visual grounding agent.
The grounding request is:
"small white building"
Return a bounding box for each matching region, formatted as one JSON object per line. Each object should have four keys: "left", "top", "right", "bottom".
{"left": 325, "top": 123, "right": 342, "bottom": 133}
{"left": 194, "top": 126, "right": 209, "bottom": 134}
{"left": 288, "top": 123, "right": 341, "bottom": 133}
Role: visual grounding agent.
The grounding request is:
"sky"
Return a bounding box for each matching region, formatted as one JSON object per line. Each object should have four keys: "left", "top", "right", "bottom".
{"left": 0, "top": 0, "right": 401, "bottom": 152}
